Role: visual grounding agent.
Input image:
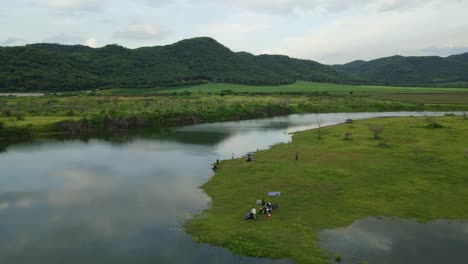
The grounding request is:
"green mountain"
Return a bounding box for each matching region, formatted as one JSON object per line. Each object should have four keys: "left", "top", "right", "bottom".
{"left": 333, "top": 53, "right": 468, "bottom": 87}
{"left": 0, "top": 37, "right": 361, "bottom": 91}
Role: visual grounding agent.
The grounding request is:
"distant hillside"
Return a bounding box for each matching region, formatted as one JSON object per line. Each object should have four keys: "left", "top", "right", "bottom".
{"left": 333, "top": 53, "right": 468, "bottom": 87}
{"left": 0, "top": 37, "right": 362, "bottom": 91}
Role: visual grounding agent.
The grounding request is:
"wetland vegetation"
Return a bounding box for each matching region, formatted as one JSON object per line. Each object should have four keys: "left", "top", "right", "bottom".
{"left": 2, "top": 81, "right": 468, "bottom": 140}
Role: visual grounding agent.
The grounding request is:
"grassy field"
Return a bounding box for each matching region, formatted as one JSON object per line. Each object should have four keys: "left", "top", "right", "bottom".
{"left": 146, "top": 81, "right": 468, "bottom": 94}
{"left": 186, "top": 116, "right": 468, "bottom": 264}
{"left": 377, "top": 93, "right": 468, "bottom": 104}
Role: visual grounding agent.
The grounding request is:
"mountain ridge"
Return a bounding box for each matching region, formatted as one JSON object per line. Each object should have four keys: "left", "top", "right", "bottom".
{"left": 333, "top": 52, "right": 468, "bottom": 87}
{"left": 0, "top": 37, "right": 362, "bottom": 91}
{"left": 2, "top": 37, "right": 468, "bottom": 91}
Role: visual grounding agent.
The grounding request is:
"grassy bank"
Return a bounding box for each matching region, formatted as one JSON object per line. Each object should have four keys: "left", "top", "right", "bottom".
{"left": 186, "top": 115, "right": 468, "bottom": 263}
{"left": 4, "top": 92, "right": 468, "bottom": 140}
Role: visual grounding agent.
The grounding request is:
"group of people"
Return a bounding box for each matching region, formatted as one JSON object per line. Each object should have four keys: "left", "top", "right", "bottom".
{"left": 245, "top": 198, "right": 278, "bottom": 220}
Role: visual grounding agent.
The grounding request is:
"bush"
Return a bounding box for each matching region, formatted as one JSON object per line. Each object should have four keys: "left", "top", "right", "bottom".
{"left": 425, "top": 117, "right": 444, "bottom": 128}
{"left": 334, "top": 254, "right": 342, "bottom": 263}
{"left": 368, "top": 124, "right": 384, "bottom": 139}
{"left": 2, "top": 110, "right": 11, "bottom": 117}
{"left": 377, "top": 139, "right": 391, "bottom": 148}
{"left": 0, "top": 121, "right": 4, "bottom": 129}
{"left": 15, "top": 113, "right": 24, "bottom": 121}
{"left": 344, "top": 132, "right": 353, "bottom": 140}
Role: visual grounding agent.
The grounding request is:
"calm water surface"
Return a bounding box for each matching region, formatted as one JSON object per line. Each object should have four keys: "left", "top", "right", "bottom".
{"left": 0, "top": 112, "right": 464, "bottom": 264}
{"left": 320, "top": 217, "right": 468, "bottom": 264}
{"left": 0, "top": 93, "right": 45, "bottom": 97}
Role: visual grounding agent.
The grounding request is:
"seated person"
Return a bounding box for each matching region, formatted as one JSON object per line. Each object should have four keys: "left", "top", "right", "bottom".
{"left": 245, "top": 212, "right": 254, "bottom": 220}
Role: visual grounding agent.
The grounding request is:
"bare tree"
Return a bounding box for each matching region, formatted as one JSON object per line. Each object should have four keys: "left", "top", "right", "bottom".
{"left": 316, "top": 116, "right": 323, "bottom": 140}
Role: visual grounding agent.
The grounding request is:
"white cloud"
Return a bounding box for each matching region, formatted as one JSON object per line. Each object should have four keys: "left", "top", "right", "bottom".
{"left": 144, "top": 0, "right": 174, "bottom": 7}
{"left": 420, "top": 45, "right": 468, "bottom": 57}
{"left": 113, "top": 24, "right": 167, "bottom": 40}
{"left": 0, "top": 37, "right": 26, "bottom": 46}
{"left": 199, "top": 0, "right": 452, "bottom": 15}
{"left": 41, "top": 0, "right": 102, "bottom": 10}
{"left": 84, "top": 38, "right": 97, "bottom": 48}
{"left": 3, "top": 0, "right": 468, "bottom": 62}
{"left": 198, "top": 14, "right": 271, "bottom": 43}
{"left": 265, "top": 0, "right": 468, "bottom": 63}
{"left": 42, "top": 34, "right": 83, "bottom": 44}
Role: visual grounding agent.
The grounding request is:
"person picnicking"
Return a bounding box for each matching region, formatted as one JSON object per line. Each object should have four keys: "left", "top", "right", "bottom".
{"left": 245, "top": 207, "right": 257, "bottom": 220}
{"left": 245, "top": 198, "right": 278, "bottom": 220}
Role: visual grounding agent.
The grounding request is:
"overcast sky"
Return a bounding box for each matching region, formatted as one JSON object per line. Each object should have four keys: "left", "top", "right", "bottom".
{"left": 1, "top": 0, "right": 468, "bottom": 64}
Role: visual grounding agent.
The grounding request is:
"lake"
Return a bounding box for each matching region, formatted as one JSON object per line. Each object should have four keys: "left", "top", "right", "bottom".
{"left": 0, "top": 112, "right": 464, "bottom": 263}
{"left": 320, "top": 217, "right": 468, "bottom": 264}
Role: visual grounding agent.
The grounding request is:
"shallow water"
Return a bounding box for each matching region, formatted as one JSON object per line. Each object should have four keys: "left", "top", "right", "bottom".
{"left": 320, "top": 217, "right": 468, "bottom": 264}
{"left": 0, "top": 93, "right": 45, "bottom": 97}
{"left": 0, "top": 111, "right": 463, "bottom": 264}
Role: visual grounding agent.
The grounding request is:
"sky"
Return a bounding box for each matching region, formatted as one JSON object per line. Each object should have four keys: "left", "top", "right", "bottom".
{"left": 1, "top": 0, "right": 468, "bottom": 64}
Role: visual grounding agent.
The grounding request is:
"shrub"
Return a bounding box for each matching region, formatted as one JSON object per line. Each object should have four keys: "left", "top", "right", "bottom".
{"left": 377, "top": 139, "right": 391, "bottom": 148}
{"left": 344, "top": 132, "right": 353, "bottom": 140}
{"left": 334, "top": 254, "right": 342, "bottom": 263}
{"left": 0, "top": 121, "right": 4, "bottom": 129}
{"left": 221, "top": 89, "right": 234, "bottom": 95}
{"left": 368, "top": 124, "right": 384, "bottom": 139}
{"left": 15, "top": 113, "right": 24, "bottom": 121}
{"left": 2, "top": 110, "right": 11, "bottom": 117}
{"left": 425, "top": 117, "right": 444, "bottom": 128}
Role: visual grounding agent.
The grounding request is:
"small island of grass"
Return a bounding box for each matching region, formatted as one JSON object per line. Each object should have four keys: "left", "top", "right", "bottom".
{"left": 186, "top": 115, "right": 468, "bottom": 263}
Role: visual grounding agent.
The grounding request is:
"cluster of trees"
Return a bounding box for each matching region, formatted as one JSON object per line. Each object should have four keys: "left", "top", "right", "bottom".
{"left": 333, "top": 53, "right": 468, "bottom": 87}
{"left": 0, "top": 37, "right": 362, "bottom": 92}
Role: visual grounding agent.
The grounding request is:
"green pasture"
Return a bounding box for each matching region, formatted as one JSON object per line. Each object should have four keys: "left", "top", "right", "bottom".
{"left": 152, "top": 81, "right": 468, "bottom": 94}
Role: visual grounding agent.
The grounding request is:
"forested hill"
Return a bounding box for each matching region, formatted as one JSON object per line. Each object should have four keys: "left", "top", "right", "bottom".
{"left": 0, "top": 37, "right": 362, "bottom": 91}
{"left": 333, "top": 53, "right": 468, "bottom": 87}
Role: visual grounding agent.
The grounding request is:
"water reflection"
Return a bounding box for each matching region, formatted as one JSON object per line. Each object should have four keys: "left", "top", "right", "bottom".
{"left": 0, "top": 138, "right": 291, "bottom": 263}
{"left": 320, "top": 217, "right": 468, "bottom": 264}
{"left": 0, "top": 112, "right": 463, "bottom": 263}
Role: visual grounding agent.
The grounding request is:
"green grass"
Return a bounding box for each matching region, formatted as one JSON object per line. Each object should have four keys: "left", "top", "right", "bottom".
{"left": 186, "top": 116, "right": 468, "bottom": 263}
{"left": 152, "top": 81, "right": 468, "bottom": 94}
{"left": 377, "top": 93, "right": 468, "bottom": 104}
